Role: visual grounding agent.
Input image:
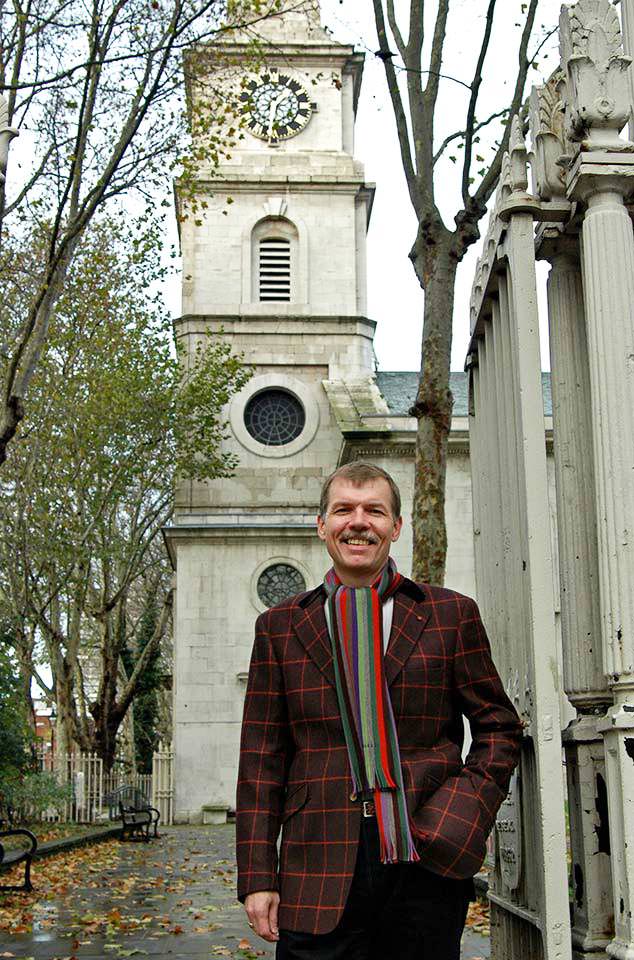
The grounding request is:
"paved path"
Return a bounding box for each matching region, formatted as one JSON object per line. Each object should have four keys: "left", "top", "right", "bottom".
{"left": 0, "top": 825, "right": 490, "bottom": 959}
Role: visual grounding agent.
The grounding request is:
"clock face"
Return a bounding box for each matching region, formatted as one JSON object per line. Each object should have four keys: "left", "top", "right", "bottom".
{"left": 240, "top": 70, "right": 314, "bottom": 144}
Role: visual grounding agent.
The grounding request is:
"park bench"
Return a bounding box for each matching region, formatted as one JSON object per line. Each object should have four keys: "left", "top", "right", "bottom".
{"left": 0, "top": 827, "right": 37, "bottom": 892}
{"left": 118, "top": 801, "right": 153, "bottom": 842}
{"left": 103, "top": 785, "right": 160, "bottom": 841}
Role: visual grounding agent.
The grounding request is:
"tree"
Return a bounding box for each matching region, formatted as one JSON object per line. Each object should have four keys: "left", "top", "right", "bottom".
{"left": 0, "top": 639, "right": 31, "bottom": 784}
{"left": 0, "top": 639, "right": 69, "bottom": 823}
{"left": 121, "top": 592, "right": 164, "bottom": 773}
{"left": 0, "top": 0, "right": 291, "bottom": 467}
{"left": 0, "top": 215, "right": 250, "bottom": 768}
{"left": 370, "top": 0, "right": 548, "bottom": 583}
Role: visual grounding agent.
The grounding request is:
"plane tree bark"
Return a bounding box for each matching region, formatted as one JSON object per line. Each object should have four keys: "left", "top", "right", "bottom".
{"left": 371, "top": 0, "right": 543, "bottom": 583}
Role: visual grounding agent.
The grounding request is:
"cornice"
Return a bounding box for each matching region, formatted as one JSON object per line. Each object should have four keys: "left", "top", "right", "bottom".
{"left": 173, "top": 313, "right": 377, "bottom": 336}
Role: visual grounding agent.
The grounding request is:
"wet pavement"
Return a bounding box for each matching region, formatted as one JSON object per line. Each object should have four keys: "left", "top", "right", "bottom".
{"left": 0, "top": 825, "right": 490, "bottom": 958}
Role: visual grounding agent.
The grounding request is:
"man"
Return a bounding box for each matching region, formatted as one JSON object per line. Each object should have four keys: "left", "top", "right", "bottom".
{"left": 236, "top": 462, "right": 522, "bottom": 959}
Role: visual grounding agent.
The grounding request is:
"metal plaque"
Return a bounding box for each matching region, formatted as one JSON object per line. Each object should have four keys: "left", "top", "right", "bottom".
{"left": 495, "top": 769, "right": 522, "bottom": 890}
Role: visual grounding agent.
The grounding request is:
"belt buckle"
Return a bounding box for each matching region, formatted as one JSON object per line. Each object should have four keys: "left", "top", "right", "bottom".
{"left": 362, "top": 800, "right": 375, "bottom": 818}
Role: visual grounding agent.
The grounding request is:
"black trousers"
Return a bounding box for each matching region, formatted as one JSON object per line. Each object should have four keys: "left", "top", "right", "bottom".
{"left": 276, "top": 816, "right": 473, "bottom": 960}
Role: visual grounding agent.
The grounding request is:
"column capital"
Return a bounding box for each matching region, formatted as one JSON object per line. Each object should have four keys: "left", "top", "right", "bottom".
{"left": 536, "top": 227, "right": 580, "bottom": 263}
{"left": 567, "top": 149, "right": 634, "bottom": 200}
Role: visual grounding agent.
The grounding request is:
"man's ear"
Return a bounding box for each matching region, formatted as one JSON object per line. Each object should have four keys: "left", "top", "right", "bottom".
{"left": 391, "top": 516, "right": 403, "bottom": 542}
{"left": 317, "top": 514, "right": 326, "bottom": 541}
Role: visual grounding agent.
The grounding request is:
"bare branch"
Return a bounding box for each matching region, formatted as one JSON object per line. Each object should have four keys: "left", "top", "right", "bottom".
{"left": 407, "top": 0, "right": 424, "bottom": 61}
{"left": 385, "top": 0, "right": 406, "bottom": 61}
{"left": 372, "top": 0, "right": 419, "bottom": 212}
{"left": 462, "top": 0, "right": 497, "bottom": 207}
{"left": 433, "top": 108, "right": 509, "bottom": 165}
{"left": 473, "top": 0, "right": 539, "bottom": 207}
{"left": 422, "top": 0, "right": 449, "bottom": 110}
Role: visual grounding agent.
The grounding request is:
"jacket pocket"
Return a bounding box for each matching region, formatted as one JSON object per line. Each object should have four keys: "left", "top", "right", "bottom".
{"left": 281, "top": 782, "right": 309, "bottom": 823}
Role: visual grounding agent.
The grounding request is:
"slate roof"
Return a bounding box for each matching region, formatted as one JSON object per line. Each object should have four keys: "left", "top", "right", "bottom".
{"left": 375, "top": 371, "right": 553, "bottom": 418}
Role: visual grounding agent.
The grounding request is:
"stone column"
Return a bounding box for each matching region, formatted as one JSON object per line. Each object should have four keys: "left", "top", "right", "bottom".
{"left": 619, "top": 0, "right": 634, "bottom": 137}
{"left": 546, "top": 245, "right": 613, "bottom": 959}
{"left": 560, "top": 4, "right": 634, "bottom": 952}
{"left": 571, "top": 165, "right": 634, "bottom": 960}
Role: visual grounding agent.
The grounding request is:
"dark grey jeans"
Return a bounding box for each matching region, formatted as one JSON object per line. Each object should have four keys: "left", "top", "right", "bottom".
{"left": 276, "top": 815, "right": 473, "bottom": 960}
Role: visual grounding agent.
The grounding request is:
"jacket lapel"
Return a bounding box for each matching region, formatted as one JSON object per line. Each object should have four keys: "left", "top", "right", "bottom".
{"left": 291, "top": 589, "right": 336, "bottom": 689}
{"left": 292, "top": 579, "right": 432, "bottom": 691}
{"left": 384, "top": 589, "right": 431, "bottom": 687}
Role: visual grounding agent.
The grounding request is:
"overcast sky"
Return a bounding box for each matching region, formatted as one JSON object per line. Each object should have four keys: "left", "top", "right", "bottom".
{"left": 318, "top": 0, "right": 565, "bottom": 372}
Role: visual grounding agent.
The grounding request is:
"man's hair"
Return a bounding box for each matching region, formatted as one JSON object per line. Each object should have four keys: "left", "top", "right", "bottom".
{"left": 319, "top": 462, "right": 402, "bottom": 519}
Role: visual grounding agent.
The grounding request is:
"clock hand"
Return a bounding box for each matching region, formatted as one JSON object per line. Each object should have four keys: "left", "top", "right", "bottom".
{"left": 267, "top": 89, "right": 292, "bottom": 139}
{"left": 267, "top": 99, "right": 277, "bottom": 137}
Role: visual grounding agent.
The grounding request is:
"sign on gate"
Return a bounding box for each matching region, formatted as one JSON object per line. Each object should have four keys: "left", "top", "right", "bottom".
{"left": 495, "top": 770, "right": 522, "bottom": 891}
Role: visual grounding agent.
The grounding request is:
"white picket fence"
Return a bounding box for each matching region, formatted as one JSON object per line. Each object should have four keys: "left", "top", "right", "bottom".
{"left": 151, "top": 742, "right": 173, "bottom": 827}
{"left": 37, "top": 743, "right": 173, "bottom": 825}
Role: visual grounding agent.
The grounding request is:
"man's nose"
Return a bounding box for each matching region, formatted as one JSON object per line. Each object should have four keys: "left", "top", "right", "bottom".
{"left": 348, "top": 508, "right": 369, "bottom": 527}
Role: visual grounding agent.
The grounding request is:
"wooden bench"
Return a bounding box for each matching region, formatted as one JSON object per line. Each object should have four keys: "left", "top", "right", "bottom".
{"left": 0, "top": 828, "right": 37, "bottom": 892}
{"left": 118, "top": 801, "right": 160, "bottom": 842}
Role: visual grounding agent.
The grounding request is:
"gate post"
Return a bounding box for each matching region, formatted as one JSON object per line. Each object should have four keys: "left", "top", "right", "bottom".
{"left": 544, "top": 238, "right": 613, "bottom": 959}
{"left": 467, "top": 122, "right": 572, "bottom": 959}
{"left": 574, "top": 175, "right": 634, "bottom": 960}
{"left": 531, "top": 71, "right": 613, "bottom": 951}
{"left": 561, "top": 3, "right": 634, "bottom": 956}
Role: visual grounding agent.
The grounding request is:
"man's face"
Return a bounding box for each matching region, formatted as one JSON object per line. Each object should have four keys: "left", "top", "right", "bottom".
{"left": 317, "top": 478, "right": 403, "bottom": 586}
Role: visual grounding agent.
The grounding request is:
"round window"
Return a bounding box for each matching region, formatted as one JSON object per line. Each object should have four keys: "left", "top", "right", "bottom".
{"left": 244, "top": 389, "right": 305, "bottom": 446}
{"left": 257, "top": 564, "right": 306, "bottom": 608}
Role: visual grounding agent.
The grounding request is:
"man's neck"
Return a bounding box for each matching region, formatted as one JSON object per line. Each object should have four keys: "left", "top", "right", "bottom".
{"left": 332, "top": 566, "right": 380, "bottom": 588}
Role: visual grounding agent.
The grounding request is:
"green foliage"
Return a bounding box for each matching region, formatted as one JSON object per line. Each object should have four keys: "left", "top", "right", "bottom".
{"left": 1, "top": 214, "right": 249, "bottom": 572}
{"left": 1, "top": 771, "right": 71, "bottom": 821}
{"left": 0, "top": 642, "right": 30, "bottom": 782}
{"left": 0, "top": 213, "right": 250, "bottom": 759}
{"left": 122, "top": 594, "right": 163, "bottom": 773}
{"left": 0, "top": 641, "right": 69, "bottom": 822}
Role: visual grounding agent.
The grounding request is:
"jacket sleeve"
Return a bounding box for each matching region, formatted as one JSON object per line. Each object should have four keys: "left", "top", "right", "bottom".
{"left": 411, "top": 595, "right": 523, "bottom": 878}
{"left": 236, "top": 610, "right": 293, "bottom": 901}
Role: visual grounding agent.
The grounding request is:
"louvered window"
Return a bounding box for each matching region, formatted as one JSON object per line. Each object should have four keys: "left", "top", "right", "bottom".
{"left": 259, "top": 237, "right": 291, "bottom": 301}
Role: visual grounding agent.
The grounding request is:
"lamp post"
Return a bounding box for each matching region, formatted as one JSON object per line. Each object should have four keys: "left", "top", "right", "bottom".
{"left": 0, "top": 92, "right": 18, "bottom": 186}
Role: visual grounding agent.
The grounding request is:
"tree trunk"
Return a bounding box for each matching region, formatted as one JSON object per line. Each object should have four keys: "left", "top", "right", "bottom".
{"left": 14, "top": 628, "right": 36, "bottom": 733}
{"left": 55, "top": 670, "right": 83, "bottom": 757}
{"left": 409, "top": 231, "right": 458, "bottom": 585}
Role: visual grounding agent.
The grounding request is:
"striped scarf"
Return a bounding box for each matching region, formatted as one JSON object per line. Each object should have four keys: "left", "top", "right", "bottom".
{"left": 324, "top": 558, "right": 419, "bottom": 864}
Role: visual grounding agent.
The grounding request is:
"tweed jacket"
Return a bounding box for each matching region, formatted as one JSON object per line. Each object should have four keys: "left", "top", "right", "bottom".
{"left": 236, "top": 577, "right": 522, "bottom": 936}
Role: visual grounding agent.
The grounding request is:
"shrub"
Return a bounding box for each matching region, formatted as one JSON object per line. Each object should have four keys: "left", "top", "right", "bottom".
{"left": 0, "top": 770, "right": 71, "bottom": 823}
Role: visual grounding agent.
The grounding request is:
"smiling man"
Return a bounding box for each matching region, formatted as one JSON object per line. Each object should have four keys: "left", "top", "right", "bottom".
{"left": 236, "top": 462, "right": 522, "bottom": 960}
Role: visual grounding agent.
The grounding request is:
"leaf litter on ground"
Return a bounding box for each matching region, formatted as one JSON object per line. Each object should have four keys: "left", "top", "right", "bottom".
{"left": 466, "top": 898, "right": 490, "bottom": 936}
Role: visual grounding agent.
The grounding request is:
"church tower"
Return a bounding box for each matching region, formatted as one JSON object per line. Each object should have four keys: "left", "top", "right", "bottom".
{"left": 166, "top": 1, "right": 383, "bottom": 822}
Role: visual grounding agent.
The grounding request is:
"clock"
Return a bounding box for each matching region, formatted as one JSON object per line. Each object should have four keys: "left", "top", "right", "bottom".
{"left": 240, "top": 70, "right": 315, "bottom": 145}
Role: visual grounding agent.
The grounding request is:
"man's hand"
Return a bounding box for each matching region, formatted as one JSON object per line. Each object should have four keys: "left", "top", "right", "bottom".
{"left": 244, "top": 890, "right": 280, "bottom": 942}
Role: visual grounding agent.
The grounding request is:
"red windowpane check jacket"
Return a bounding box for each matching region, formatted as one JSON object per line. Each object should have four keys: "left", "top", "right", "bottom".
{"left": 236, "top": 576, "right": 523, "bottom": 935}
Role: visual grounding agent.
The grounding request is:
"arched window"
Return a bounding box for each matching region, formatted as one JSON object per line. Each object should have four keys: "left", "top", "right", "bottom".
{"left": 251, "top": 217, "right": 298, "bottom": 303}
